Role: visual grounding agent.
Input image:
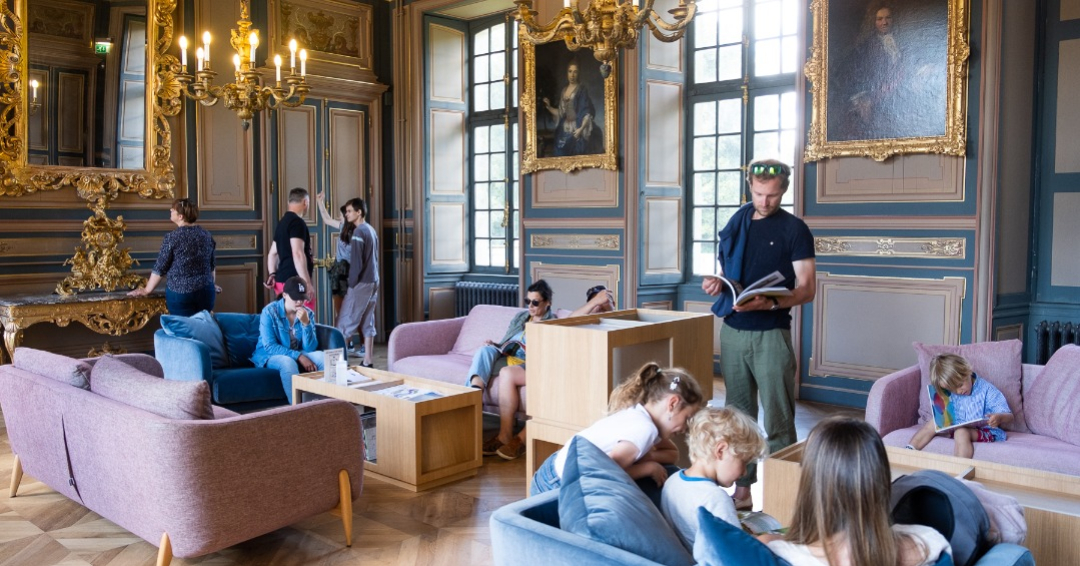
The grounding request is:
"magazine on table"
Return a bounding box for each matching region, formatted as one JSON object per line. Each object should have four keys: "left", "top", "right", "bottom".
{"left": 928, "top": 384, "right": 989, "bottom": 434}
{"left": 373, "top": 384, "right": 444, "bottom": 402}
{"left": 705, "top": 270, "right": 792, "bottom": 306}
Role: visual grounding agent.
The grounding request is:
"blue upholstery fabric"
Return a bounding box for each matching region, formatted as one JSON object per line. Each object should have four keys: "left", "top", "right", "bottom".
{"left": 694, "top": 507, "right": 792, "bottom": 566}
{"left": 211, "top": 367, "right": 286, "bottom": 405}
{"left": 160, "top": 311, "right": 227, "bottom": 369}
{"left": 557, "top": 437, "right": 694, "bottom": 566}
{"left": 153, "top": 331, "right": 212, "bottom": 383}
{"left": 214, "top": 312, "right": 262, "bottom": 367}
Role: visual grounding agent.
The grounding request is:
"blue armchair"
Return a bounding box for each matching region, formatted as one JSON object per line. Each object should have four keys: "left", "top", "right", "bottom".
{"left": 154, "top": 312, "right": 345, "bottom": 412}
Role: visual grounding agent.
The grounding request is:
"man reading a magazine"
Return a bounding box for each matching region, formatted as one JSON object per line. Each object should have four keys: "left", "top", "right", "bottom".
{"left": 702, "top": 159, "right": 816, "bottom": 511}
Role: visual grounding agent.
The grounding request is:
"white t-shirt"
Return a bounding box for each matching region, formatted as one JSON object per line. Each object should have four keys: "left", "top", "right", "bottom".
{"left": 767, "top": 524, "right": 950, "bottom": 566}
{"left": 661, "top": 470, "right": 739, "bottom": 551}
{"left": 553, "top": 404, "right": 659, "bottom": 478}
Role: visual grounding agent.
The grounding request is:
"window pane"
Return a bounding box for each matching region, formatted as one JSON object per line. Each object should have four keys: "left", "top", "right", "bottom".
{"left": 780, "top": 130, "right": 796, "bottom": 163}
{"left": 475, "top": 54, "right": 489, "bottom": 83}
{"left": 491, "top": 23, "right": 505, "bottom": 51}
{"left": 475, "top": 84, "right": 489, "bottom": 112}
{"left": 513, "top": 239, "right": 520, "bottom": 269}
{"left": 474, "top": 125, "right": 489, "bottom": 154}
{"left": 491, "top": 84, "right": 505, "bottom": 110}
{"left": 475, "top": 154, "right": 490, "bottom": 182}
{"left": 474, "top": 28, "right": 489, "bottom": 55}
{"left": 491, "top": 154, "right": 506, "bottom": 180}
{"left": 694, "top": 101, "right": 717, "bottom": 136}
{"left": 694, "top": 173, "right": 716, "bottom": 205}
{"left": 475, "top": 239, "right": 491, "bottom": 266}
{"left": 512, "top": 78, "right": 519, "bottom": 107}
{"left": 512, "top": 210, "right": 519, "bottom": 238}
{"left": 476, "top": 182, "right": 490, "bottom": 209}
{"left": 694, "top": 48, "right": 717, "bottom": 84}
{"left": 512, "top": 180, "right": 519, "bottom": 207}
{"left": 491, "top": 52, "right": 506, "bottom": 83}
{"left": 476, "top": 211, "right": 490, "bottom": 238}
{"left": 491, "top": 182, "right": 506, "bottom": 208}
{"left": 491, "top": 240, "right": 506, "bottom": 268}
{"left": 693, "top": 207, "right": 716, "bottom": 240}
{"left": 782, "top": 0, "right": 798, "bottom": 35}
{"left": 693, "top": 242, "right": 717, "bottom": 275}
{"left": 693, "top": 137, "right": 717, "bottom": 170}
{"left": 754, "top": 1, "right": 781, "bottom": 39}
{"left": 695, "top": 12, "right": 718, "bottom": 48}
{"left": 717, "top": 45, "right": 742, "bottom": 81}
{"left": 753, "top": 131, "right": 779, "bottom": 159}
{"left": 716, "top": 206, "right": 738, "bottom": 233}
{"left": 718, "top": 7, "right": 742, "bottom": 44}
{"left": 491, "top": 125, "right": 506, "bottom": 152}
{"left": 491, "top": 213, "right": 505, "bottom": 238}
{"left": 717, "top": 172, "right": 742, "bottom": 203}
{"left": 717, "top": 98, "right": 741, "bottom": 133}
{"left": 512, "top": 122, "right": 519, "bottom": 151}
{"left": 754, "top": 38, "right": 780, "bottom": 76}
{"left": 754, "top": 94, "right": 779, "bottom": 131}
{"left": 716, "top": 134, "right": 741, "bottom": 168}
{"left": 781, "top": 91, "right": 797, "bottom": 129}
{"left": 782, "top": 36, "right": 798, "bottom": 74}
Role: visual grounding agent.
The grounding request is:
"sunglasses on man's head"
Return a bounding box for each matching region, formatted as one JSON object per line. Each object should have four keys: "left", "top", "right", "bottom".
{"left": 524, "top": 298, "right": 544, "bottom": 307}
{"left": 750, "top": 163, "right": 790, "bottom": 176}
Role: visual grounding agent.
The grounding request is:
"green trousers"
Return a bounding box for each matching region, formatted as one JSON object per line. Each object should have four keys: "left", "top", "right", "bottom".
{"left": 720, "top": 324, "right": 797, "bottom": 487}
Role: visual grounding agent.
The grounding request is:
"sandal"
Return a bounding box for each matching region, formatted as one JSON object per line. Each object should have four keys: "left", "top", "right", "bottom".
{"left": 482, "top": 435, "right": 505, "bottom": 456}
{"left": 360, "top": 361, "right": 374, "bottom": 369}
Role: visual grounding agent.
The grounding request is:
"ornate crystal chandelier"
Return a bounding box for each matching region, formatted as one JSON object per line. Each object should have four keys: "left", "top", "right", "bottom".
{"left": 174, "top": 0, "right": 310, "bottom": 129}
{"left": 514, "top": 0, "right": 697, "bottom": 78}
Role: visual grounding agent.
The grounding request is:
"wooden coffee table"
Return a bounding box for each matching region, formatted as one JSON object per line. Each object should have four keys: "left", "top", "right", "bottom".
{"left": 763, "top": 441, "right": 1080, "bottom": 565}
{"left": 293, "top": 367, "right": 482, "bottom": 492}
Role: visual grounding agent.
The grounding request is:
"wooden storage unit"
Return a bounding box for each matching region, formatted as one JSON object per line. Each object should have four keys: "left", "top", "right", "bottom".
{"left": 763, "top": 442, "right": 1080, "bottom": 565}
{"left": 525, "top": 309, "right": 714, "bottom": 477}
{"left": 293, "top": 368, "right": 482, "bottom": 492}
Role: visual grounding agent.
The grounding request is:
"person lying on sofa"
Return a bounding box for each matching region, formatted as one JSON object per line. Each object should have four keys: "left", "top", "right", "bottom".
{"left": 251, "top": 276, "right": 325, "bottom": 403}
{"left": 484, "top": 285, "right": 617, "bottom": 460}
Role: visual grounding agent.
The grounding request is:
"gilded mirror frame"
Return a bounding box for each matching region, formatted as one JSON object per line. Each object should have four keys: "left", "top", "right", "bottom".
{"left": 803, "top": 0, "right": 970, "bottom": 162}
{"left": 0, "top": 0, "right": 181, "bottom": 293}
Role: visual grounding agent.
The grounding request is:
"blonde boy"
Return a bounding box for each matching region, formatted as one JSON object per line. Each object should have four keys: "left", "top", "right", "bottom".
{"left": 660, "top": 407, "right": 768, "bottom": 551}
{"left": 908, "top": 353, "right": 1012, "bottom": 458}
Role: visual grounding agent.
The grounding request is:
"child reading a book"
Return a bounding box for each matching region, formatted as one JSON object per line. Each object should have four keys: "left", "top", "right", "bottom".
{"left": 660, "top": 406, "right": 768, "bottom": 551}
{"left": 767, "top": 417, "right": 950, "bottom": 566}
{"left": 529, "top": 363, "right": 705, "bottom": 495}
{"left": 907, "top": 353, "right": 1012, "bottom": 459}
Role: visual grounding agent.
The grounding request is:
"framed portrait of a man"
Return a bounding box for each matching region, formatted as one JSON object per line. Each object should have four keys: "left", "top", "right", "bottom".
{"left": 521, "top": 39, "right": 617, "bottom": 173}
{"left": 804, "top": 0, "right": 970, "bottom": 161}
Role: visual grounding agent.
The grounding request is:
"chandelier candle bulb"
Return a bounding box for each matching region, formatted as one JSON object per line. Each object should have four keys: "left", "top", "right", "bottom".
{"left": 249, "top": 32, "right": 258, "bottom": 64}
{"left": 178, "top": 36, "right": 188, "bottom": 69}
{"left": 299, "top": 49, "right": 307, "bottom": 77}
{"left": 30, "top": 79, "right": 37, "bottom": 101}
{"left": 202, "top": 31, "right": 211, "bottom": 67}
{"left": 196, "top": 47, "right": 204, "bottom": 71}
{"left": 289, "top": 39, "right": 298, "bottom": 71}
{"left": 274, "top": 54, "right": 282, "bottom": 83}
{"left": 564, "top": 0, "right": 569, "bottom": 8}
{"left": 233, "top": 53, "right": 241, "bottom": 75}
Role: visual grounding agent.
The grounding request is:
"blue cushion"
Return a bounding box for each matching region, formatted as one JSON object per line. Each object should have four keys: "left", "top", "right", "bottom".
{"left": 214, "top": 312, "right": 262, "bottom": 367}
{"left": 160, "top": 311, "right": 228, "bottom": 369}
{"left": 212, "top": 367, "right": 286, "bottom": 405}
{"left": 693, "top": 507, "right": 792, "bottom": 566}
{"left": 558, "top": 437, "right": 694, "bottom": 566}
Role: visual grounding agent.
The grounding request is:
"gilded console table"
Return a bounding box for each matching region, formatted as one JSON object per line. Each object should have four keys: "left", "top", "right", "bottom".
{"left": 0, "top": 292, "right": 167, "bottom": 363}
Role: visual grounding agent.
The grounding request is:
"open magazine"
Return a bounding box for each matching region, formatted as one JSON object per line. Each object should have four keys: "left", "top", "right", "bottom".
{"left": 706, "top": 270, "right": 792, "bottom": 307}
{"left": 496, "top": 339, "right": 525, "bottom": 358}
{"left": 928, "top": 384, "right": 989, "bottom": 434}
{"left": 738, "top": 510, "right": 785, "bottom": 536}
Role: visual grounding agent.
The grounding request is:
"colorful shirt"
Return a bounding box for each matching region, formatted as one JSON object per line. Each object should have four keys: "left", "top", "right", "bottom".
{"left": 952, "top": 373, "right": 1011, "bottom": 438}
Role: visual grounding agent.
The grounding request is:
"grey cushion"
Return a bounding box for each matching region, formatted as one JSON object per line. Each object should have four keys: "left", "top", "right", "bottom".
{"left": 161, "top": 310, "right": 228, "bottom": 369}
{"left": 91, "top": 355, "right": 214, "bottom": 420}
{"left": 13, "top": 347, "right": 91, "bottom": 389}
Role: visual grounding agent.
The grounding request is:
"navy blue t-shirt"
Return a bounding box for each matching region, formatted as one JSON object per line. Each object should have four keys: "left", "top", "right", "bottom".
{"left": 723, "top": 209, "right": 815, "bottom": 331}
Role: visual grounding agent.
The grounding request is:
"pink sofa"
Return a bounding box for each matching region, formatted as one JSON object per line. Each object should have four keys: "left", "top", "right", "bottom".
{"left": 388, "top": 304, "right": 530, "bottom": 415}
{"left": 866, "top": 340, "right": 1080, "bottom": 477}
{"left": 0, "top": 350, "right": 365, "bottom": 564}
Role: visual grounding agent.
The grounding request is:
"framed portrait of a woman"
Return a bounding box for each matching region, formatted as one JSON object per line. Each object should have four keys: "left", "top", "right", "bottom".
{"left": 804, "top": 0, "right": 970, "bottom": 161}
{"left": 521, "top": 39, "right": 617, "bottom": 173}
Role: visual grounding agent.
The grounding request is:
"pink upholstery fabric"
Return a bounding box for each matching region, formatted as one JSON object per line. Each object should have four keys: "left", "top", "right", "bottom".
{"left": 882, "top": 426, "right": 1080, "bottom": 476}
{"left": 84, "top": 353, "right": 165, "bottom": 378}
{"left": 913, "top": 340, "right": 1026, "bottom": 433}
{"left": 91, "top": 355, "right": 214, "bottom": 420}
{"left": 865, "top": 365, "right": 921, "bottom": 437}
{"left": 391, "top": 353, "right": 475, "bottom": 382}
{"left": 450, "top": 305, "right": 524, "bottom": 356}
{"left": 1024, "top": 344, "right": 1080, "bottom": 446}
{"left": 387, "top": 316, "right": 465, "bottom": 369}
{"left": 13, "top": 347, "right": 91, "bottom": 389}
{"left": 212, "top": 405, "right": 240, "bottom": 419}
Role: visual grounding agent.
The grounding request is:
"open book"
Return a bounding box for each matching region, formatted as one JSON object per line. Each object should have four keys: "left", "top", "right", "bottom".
{"left": 928, "top": 384, "right": 989, "bottom": 434}
{"left": 496, "top": 339, "right": 525, "bottom": 358}
{"left": 738, "top": 510, "right": 785, "bottom": 536}
{"left": 706, "top": 270, "right": 792, "bottom": 307}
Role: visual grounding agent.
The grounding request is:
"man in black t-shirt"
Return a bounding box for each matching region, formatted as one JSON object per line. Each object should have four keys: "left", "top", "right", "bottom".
{"left": 265, "top": 187, "right": 316, "bottom": 309}
{"left": 702, "top": 159, "right": 816, "bottom": 511}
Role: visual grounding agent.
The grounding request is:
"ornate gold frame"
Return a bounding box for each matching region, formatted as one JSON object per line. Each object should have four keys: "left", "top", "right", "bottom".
{"left": 520, "top": 35, "right": 617, "bottom": 174}
{"left": 0, "top": 0, "right": 179, "bottom": 294}
{"left": 803, "top": 0, "right": 970, "bottom": 162}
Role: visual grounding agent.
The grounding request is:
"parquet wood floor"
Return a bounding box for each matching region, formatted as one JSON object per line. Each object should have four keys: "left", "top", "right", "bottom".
{"left": 0, "top": 345, "right": 861, "bottom": 565}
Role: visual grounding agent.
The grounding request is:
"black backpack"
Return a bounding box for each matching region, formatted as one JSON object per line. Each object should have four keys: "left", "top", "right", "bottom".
{"left": 891, "top": 469, "right": 993, "bottom": 566}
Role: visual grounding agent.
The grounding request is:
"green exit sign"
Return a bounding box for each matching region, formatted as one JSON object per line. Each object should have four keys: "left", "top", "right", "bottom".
{"left": 94, "top": 42, "right": 111, "bottom": 55}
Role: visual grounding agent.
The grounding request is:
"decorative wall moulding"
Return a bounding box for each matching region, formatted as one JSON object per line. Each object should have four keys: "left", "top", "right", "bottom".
{"left": 814, "top": 236, "right": 966, "bottom": 259}
{"left": 530, "top": 234, "right": 620, "bottom": 251}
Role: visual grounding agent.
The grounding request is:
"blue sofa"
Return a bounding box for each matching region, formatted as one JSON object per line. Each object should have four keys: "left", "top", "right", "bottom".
{"left": 154, "top": 312, "right": 345, "bottom": 411}
{"left": 490, "top": 489, "right": 1036, "bottom": 566}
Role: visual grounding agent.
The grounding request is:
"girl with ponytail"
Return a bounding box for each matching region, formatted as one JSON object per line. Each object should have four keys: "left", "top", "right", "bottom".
{"left": 530, "top": 363, "right": 705, "bottom": 495}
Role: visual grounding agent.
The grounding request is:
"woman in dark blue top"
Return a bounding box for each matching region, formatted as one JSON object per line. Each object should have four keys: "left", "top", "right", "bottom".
{"left": 128, "top": 198, "right": 218, "bottom": 316}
